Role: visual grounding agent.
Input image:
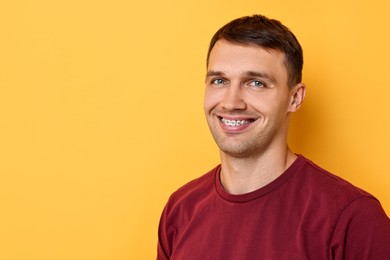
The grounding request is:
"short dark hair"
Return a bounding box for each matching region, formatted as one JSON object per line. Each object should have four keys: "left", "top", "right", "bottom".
{"left": 207, "top": 15, "right": 303, "bottom": 86}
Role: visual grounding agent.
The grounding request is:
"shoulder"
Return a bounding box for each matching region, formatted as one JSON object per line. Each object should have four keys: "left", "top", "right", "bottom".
{"left": 297, "top": 155, "right": 376, "bottom": 203}
{"left": 293, "top": 156, "right": 390, "bottom": 255}
{"left": 164, "top": 165, "right": 220, "bottom": 213}
{"left": 157, "top": 165, "right": 221, "bottom": 258}
{"left": 298, "top": 155, "right": 390, "bottom": 221}
{"left": 289, "top": 155, "right": 388, "bottom": 228}
{"left": 330, "top": 190, "right": 390, "bottom": 257}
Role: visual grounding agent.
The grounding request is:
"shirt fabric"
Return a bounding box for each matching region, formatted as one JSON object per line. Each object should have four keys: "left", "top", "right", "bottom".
{"left": 157, "top": 155, "right": 390, "bottom": 259}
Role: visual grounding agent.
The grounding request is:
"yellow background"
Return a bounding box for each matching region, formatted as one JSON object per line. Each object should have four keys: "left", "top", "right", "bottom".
{"left": 0, "top": 0, "right": 389, "bottom": 259}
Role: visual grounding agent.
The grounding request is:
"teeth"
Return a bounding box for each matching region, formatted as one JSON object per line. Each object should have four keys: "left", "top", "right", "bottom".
{"left": 221, "top": 118, "right": 252, "bottom": 126}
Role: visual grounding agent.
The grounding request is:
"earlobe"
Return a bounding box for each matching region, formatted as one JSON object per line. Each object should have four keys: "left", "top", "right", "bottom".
{"left": 289, "top": 83, "right": 306, "bottom": 112}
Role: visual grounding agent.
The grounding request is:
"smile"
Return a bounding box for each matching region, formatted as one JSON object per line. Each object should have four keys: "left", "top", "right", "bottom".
{"left": 220, "top": 118, "right": 254, "bottom": 127}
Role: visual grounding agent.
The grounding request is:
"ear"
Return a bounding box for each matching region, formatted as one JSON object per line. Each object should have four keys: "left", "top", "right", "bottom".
{"left": 288, "top": 83, "right": 306, "bottom": 112}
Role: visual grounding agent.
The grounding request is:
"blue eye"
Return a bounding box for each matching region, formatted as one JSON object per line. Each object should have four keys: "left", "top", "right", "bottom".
{"left": 250, "top": 80, "right": 265, "bottom": 88}
{"left": 212, "top": 79, "right": 225, "bottom": 85}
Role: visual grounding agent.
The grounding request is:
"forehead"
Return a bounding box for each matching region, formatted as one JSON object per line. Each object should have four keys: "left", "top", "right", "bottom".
{"left": 207, "top": 40, "right": 288, "bottom": 81}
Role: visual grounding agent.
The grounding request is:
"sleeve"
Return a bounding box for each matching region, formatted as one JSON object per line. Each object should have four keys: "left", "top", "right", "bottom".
{"left": 157, "top": 202, "right": 173, "bottom": 260}
{"left": 330, "top": 196, "right": 390, "bottom": 259}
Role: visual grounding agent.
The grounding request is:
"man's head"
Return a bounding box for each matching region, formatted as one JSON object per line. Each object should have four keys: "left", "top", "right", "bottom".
{"left": 207, "top": 15, "right": 303, "bottom": 87}
{"left": 204, "top": 15, "right": 306, "bottom": 158}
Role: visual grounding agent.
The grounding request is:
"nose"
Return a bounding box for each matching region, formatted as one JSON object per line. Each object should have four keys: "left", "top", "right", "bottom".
{"left": 220, "top": 84, "right": 246, "bottom": 111}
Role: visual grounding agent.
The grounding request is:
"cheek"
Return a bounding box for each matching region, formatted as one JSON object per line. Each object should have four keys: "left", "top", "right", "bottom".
{"left": 248, "top": 93, "right": 288, "bottom": 116}
{"left": 266, "top": 96, "right": 291, "bottom": 119}
{"left": 204, "top": 89, "right": 220, "bottom": 112}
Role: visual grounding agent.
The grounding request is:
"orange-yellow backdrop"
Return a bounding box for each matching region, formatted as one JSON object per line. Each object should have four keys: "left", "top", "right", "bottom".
{"left": 0, "top": 0, "right": 389, "bottom": 259}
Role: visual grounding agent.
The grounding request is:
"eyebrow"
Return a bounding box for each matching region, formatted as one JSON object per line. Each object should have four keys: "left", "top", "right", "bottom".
{"left": 206, "top": 70, "right": 225, "bottom": 78}
{"left": 206, "top": 70, "right": 277, "bottom": 84}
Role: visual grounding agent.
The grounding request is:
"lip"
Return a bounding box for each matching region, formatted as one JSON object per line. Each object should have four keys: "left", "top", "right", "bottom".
{"left": 217, "top": 115, "right": 257, "bottom": 133}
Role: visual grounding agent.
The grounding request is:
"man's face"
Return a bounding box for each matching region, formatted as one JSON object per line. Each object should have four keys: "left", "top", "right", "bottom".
{"left": 204, "top": 40, "right": 302, "bottom": 158}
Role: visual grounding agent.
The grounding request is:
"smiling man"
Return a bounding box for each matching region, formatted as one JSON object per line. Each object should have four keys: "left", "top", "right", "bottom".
{"left": 157, "top": 15, "right": 390, "bottom": 259}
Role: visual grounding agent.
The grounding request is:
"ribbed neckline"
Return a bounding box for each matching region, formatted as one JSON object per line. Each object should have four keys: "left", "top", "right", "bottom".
{"left": 214, "top": 154, "right": 306, "bottom": 203}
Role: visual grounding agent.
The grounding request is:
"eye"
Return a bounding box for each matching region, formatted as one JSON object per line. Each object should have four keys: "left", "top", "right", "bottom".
{"left": 212, "top": 78, "right": 226, "bottom": 85}
{"left": 249, "top": 80, "right": 266, "bottom": 88}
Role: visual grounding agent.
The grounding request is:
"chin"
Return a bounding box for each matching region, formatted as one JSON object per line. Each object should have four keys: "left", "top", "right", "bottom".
{"left": 218, "top": 144, "right": 260, "bottom": 158}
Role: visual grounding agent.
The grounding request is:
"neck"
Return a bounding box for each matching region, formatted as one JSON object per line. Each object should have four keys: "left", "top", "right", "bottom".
{"left": 219, "top": 146, "right": 297, "bottom": 195}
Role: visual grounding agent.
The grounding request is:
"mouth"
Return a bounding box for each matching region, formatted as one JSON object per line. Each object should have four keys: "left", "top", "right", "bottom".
{"left": 219, "top": 117, "right": 256, "bottom": 127}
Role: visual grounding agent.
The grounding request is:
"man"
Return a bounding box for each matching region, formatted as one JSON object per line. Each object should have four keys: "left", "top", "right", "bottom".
{"left": 157, "top": 15, "right": 390, "bottom": 259}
